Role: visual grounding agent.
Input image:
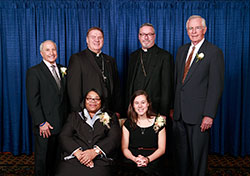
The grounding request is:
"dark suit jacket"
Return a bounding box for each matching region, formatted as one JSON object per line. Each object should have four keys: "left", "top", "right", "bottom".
{"left": 126, "top": 45, "right": 174, "bottom": 116}
{"left": 26, "top": 61, "right": 68, "bottom": 134}
{"left": 67, "top": 49, "right": 122, "bottom": 113}
{"left": 173, "top": 40, "right": 224, "bottom": 124}
{"left": 59, "top": 111, "right": 121, "bottom": 166}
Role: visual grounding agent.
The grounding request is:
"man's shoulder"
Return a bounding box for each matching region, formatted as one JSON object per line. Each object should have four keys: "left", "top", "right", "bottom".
{"left": 102, "top": 52, "right": 115, "bottom": 60}
{"left": 178, "top": 43, "right": 190, "bottom": 51}
{"left": 130, "top": 48, "right": 140, "bottom": 57}
{"left": 70, "top": 49, "right": 88, "bottom": 58}
{"left": 27, "top": 62, "right": 43, "bottom": 72}
{"left": 204, "top": 40, "right": 222, "bottom": 52}
{"left": 154, "top": 45, "right": 172, "bottom": 56}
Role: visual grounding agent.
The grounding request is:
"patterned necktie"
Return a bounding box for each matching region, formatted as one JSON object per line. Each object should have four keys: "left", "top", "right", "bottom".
{"left": 51, "top": 65, "right": 61, "bottom": 89}
{"left": 182, "top": 46, "right": 195, "bottom": 83}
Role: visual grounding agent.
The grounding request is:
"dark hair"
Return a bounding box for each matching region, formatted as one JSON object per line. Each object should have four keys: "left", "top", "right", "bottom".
{"left": 139, "top": 23, "right": 155, "bottom": 34}
{"left": 80, "top": 88, "right": 104, "bottom": 110}
{"left": 127, "top": 90, "right": 156, "bottom": 128}
{"left": 86, "top": 27, "right": 104, "bottom": 38}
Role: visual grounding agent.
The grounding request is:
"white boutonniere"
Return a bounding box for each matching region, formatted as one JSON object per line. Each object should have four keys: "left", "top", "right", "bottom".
{"left": 99, "top": 112, "right": 111, "bottom": 129}
{"left": 153, "top": 115, "right": 166, "bottom": 133}
{"left": 60, "top": 67, "right": 67, "bottom": 77}
{"left": 196, "top": 53, "right": 204, "bottom": 63}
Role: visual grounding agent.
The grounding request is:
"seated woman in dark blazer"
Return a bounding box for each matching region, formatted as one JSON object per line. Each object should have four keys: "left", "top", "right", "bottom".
{"left": 56, "top": 88, "right": 121, "bottom": 176}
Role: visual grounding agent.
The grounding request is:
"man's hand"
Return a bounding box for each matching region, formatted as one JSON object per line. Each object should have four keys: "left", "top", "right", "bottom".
{"left": 39, "top": 122, "right": 53, "bottom": 138}
{"left": 200, "top": 116, "right": 213, "bottom": 132}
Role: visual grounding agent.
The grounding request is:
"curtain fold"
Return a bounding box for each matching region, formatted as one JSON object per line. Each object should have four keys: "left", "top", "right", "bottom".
{"left": 0, "top": 0, "right": 249, "bottom": 156}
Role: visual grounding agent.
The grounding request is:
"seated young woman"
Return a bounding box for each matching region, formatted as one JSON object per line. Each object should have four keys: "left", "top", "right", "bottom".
{"left": 121, "top": 90, "right": 166, "bottom": 176}
{"left": 56, "top": 88, "right": 121, "bottom": 176}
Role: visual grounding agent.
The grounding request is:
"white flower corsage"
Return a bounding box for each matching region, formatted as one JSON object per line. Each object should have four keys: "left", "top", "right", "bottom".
{"left": 196, "top": 53, "right": 204, "bottom": 63}
{"left": 99, "top": 112, "right": 111, "bottom": 129}
{"left": 60, "top": 67, "right": 67, "bottom": 77}
{"left": 153, "top": 115, "right": 166, "bottom": 133}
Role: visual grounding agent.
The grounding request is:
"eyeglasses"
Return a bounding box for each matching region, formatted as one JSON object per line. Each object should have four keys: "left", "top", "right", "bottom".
{"left": 187, "top": 26, "right": 204, "bottom": 31}
{"left": 139, "top": 33, "right": 155, "bottom": 37}
{"left": 86, "top": 97, "right": 101, "bottom": 102}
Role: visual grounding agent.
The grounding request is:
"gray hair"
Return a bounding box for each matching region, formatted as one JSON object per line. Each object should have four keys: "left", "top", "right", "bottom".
{"left": 186, "top": 15, "right": 206, "bottom": 29}
{"left": 139, "top": 23, "right": 155, "bottom": 34}
{"left": 40, "top": 40, "right": 57, "bottom": 51}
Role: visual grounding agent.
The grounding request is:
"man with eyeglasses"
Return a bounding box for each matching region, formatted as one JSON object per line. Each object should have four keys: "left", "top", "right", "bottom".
{"left": 126, "top": 23, "right": 174, "bottom": 119}
{"left": 126, "top": 23, "right": 174, "bottom": 174}
{"left": 173, "top": 15, "right": 224, "bottom": 176}
{"left": 67, "top": 27, "right": 122, "bottom": 115}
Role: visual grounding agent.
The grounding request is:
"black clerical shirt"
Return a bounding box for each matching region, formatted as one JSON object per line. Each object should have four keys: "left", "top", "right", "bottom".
{"left": 133, "top": 45, "right": 156, "bottom": 91}
{"left": 88, "top": 48, "right": 111, "bottom": 98}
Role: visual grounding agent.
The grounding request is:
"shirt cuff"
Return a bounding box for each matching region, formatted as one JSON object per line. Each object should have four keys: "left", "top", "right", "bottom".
{"left": 64, "top": 147, "right": 82, "bottom": 160}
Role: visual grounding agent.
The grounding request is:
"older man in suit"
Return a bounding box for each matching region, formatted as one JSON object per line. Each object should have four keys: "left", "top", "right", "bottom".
{"left": 173, "top": 15, "right": 224, "bottom": 176}
{"left": 26, "top": 40, "right": 68, "bottom": 176}
{"left": 67, "top": 27, "right": 122, "bottom": 114}
{"left": 126, "top": 23, "right": 174, "bottom": 117}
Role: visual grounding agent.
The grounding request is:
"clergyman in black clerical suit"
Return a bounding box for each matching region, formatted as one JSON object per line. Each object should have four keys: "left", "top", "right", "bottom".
{"left": 67, "top": 27, "right": 122, "bottom": 114}
{"left": 26, "top": 40, "right": 68, "bottom": 176}
{"left": 126, "top": 23, "right": 174, "bottom": 117}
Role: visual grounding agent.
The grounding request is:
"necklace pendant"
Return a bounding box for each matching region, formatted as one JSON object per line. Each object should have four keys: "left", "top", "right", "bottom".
{"left": 141, "top": 128, "right": 145, "bottom": 135}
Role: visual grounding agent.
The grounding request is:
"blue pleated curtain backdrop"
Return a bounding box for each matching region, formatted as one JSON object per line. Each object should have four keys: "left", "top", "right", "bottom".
{"left": 0, "top": 0, "right": 249, "bottom": 156}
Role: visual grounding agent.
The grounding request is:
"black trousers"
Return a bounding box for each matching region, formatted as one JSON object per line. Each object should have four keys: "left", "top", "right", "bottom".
{"left": 55, "top": 160, "right": 111, "bottom": 176}
{"left": 34, "top": 134, "right": 60, "bottom": 176}
{"left": 172, "top": 119, "right": 209, "bottom": 176}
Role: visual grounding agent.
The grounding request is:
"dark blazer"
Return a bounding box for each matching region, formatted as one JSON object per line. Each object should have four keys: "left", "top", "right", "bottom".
{"left": 59, "top": 111, "right": 121, "bottom": 166}
{"left": 126, "top": 45, "right": 174, "bottom": 116}
{"left": 67, "top": 49, "right": 122, "bottom": 113}
{"left": 173, "top": 40, "right": 224, "bottom": 124}
{"left": 26, "top": 61, "right": 68, "bottom": 134}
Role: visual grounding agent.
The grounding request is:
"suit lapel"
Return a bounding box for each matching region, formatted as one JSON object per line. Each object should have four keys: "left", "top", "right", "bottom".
{"left": 180, "top": 44, "right": 190, "bottom": 84}
{"left": 40, "top": 62, "right": 60, "bottom": 91}
{"left": 183, "top": 40, "right": 207, "bottom": 85}
{"left": 57, "top": 64, "right": 66, "bottom": 95}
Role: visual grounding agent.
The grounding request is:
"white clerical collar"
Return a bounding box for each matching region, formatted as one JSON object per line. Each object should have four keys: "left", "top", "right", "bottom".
{"left": 96, "top": 51, "right": 102, "bottom": 57}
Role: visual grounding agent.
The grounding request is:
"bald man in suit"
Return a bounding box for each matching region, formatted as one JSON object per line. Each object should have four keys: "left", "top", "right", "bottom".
{"left": 26, "top": 40, "right": 68, "bottom": 176}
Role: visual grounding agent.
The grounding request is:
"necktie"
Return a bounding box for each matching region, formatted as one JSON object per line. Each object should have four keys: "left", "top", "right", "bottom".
{"left": 51, "top": 65, "right": 61, "bottom": 89}
{"left": 182, "top": 46, "right": 195, "bottom": 83}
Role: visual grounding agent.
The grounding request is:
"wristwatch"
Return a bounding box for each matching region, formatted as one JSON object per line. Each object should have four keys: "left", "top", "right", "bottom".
{"left": 94, "top": 147, "right": 101, "bottom": 155}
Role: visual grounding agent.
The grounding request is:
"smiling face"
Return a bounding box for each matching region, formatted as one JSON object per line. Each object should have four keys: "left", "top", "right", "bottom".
{"left": 85, "top": 91, "right": 102, "bottom": 115}
{"left": 86, "top": 29, "right": 104, "bottom": 53}
{"left": 187, "top": 17, "right": 207, "bottom": 46}
{"left": 133, "top": 95, "right": 149, "bottom": 117}
{"left": 138, "top": 26, "right": 156, "bottom": 50}
{"left": 40, "top": 41, "right": 58, "bottom": 64}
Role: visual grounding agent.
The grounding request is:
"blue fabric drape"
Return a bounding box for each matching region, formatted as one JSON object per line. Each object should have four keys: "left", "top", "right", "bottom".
{"left": 0, "top": 0, "right": 249, "bottom": 156}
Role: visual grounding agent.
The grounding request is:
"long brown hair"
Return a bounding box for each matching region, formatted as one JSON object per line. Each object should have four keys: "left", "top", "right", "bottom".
{"left": 127, "top": 90, "right": 156, "bottom": 128}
